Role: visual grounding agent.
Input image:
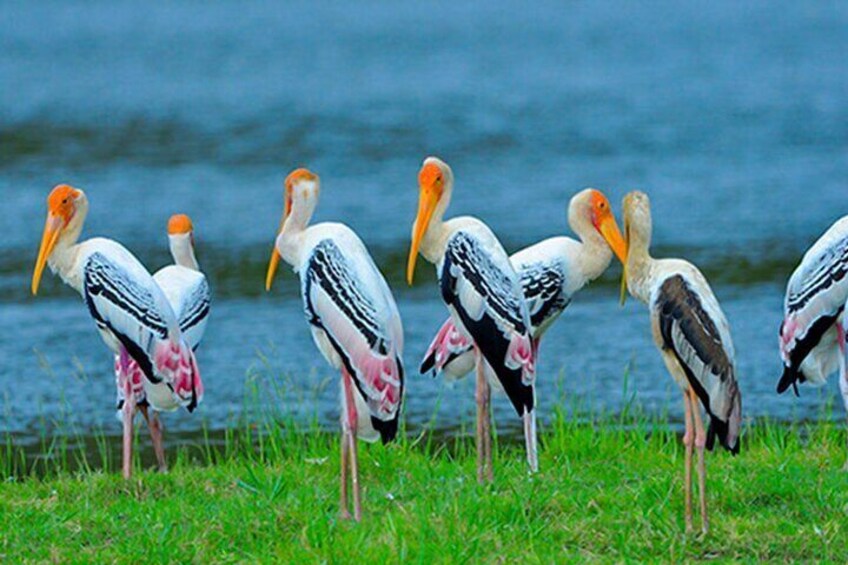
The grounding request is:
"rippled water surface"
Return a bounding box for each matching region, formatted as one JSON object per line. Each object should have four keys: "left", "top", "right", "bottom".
{"left": 2, "top": 1, "right": 848, "bottom": 440}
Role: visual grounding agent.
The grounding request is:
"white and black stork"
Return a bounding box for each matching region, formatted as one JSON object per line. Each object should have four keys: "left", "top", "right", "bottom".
{"left": 407, "top": 156, "right": 537, "bottom": 483}
{"left": 266, "top": 168, "right": 404, "bottom": 521}
{"left": 621, "top": 190, "right": 741, "bottom": 534}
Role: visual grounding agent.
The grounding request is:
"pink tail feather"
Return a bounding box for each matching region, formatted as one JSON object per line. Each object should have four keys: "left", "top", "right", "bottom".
{"left": 420, "top": 318, "right": 473, "bottom": 375}
{"left": 505, "top": 331, "right": 535, "bottom": 386}
{"left": 155, "top": 339, "right": 204, "bottom": 412}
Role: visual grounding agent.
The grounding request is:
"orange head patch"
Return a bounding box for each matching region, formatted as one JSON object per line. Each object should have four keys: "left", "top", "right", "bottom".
{"left": 47, "top": 184, "right": 81, "bottom": 225}
{"left": 418, "top": 162, "right": 444, "bottom": 193}
{"left": 167, "top": 214, "right": 193, "bottom": 235}
{"left": 285, "top": 168, "right": 318, "bottom": 190}
{"left": 284, "top": 168, "right": 318, "bottom": 217}
{"left": 588, "top": 189, "right": 612, "bottom": 227}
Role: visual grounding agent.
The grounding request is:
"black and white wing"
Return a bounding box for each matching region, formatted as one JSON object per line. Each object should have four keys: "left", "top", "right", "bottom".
{"left": 83, "top": 247, "right": 176, "bottom": 384}
{"left": 439, "top": 230, "right": 535, "bottom": 417}
{"left": 154, "top": 265, "right": 211, "bottom": 350}
{"left": 652, "top": 271, "right": 742, "bottom": 454}
{"left": 301, "top": 237, "right": 404, "bottom": 444}
{"left": 778, "top": 216, "right": 848, "bottom": 393}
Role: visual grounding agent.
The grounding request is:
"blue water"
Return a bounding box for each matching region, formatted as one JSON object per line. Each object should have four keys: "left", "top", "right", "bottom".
{"left": 2, "top": 1, "right": 847, "bottom": 441}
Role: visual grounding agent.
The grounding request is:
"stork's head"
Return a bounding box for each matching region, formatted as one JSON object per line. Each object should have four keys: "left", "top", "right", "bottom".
{"left": 569, "top": 188, "right": 627, "bottom": 264}
{"left": 167, "top": 213, "right": 200, "bottom": 270}
{"left": 265, "top": 168, "right": 319, "bottom": 291}
{"left": 407, "top": 156, "right": 453, "bottom": 285}
{"left": 622, "top": 190, "right": 652, "bottom": 249}
{"left": 32, "top": 184, "right": 88, "bottom": 295}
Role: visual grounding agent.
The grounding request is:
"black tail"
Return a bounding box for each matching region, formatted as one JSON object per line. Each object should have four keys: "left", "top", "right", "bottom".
{"left": 420, "top": 350, "right": 436, "bottom": 376}
{"left": 706, "top": 418, "right": 739, "bottom": 455}
{"left": 777, "top": 365, "right": 801, "bottom": 397}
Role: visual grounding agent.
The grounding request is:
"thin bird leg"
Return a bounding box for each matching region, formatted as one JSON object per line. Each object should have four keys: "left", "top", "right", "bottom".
{"left": 480, "top": 362, "right": 493, "bottom": 483}
{"left": 342, "top": 368, "right": 362, "bottom": 522}
{"left": 339, "top": 416, "right": 351, "bottom": 520}
{"left": 475, "top": 352, "right": 486, "bottom": 485}
{"left": 690, "top": 388, "right": 709, "bottom": 534}
{"left": 121, "top": 372, "right": 136, "bottom": 480}
{"left": 523, "top": 407, "right": 538, "bottom": 474}
{"left": 682, "top": 389, "right": 694, "bottom": 533}
{"left": 147, "top": 408, "right": 167, "bottom": 473}
{"left": 838, "top": 324, "right": 848, "bottom": 471}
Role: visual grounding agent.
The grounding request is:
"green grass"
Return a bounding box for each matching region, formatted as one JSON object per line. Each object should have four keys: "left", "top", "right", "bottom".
{"left": 0, "top": 407, "right": 846, "bottom": 563}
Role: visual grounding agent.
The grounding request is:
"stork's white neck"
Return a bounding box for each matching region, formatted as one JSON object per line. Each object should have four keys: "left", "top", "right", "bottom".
{"left": 168, "top": 233, "right": 199, "bottom": 271}
{"left": 569, "top": 214, "right": 614, "bottom": 284}
{"left": 46, "top": 208, "right": 88, "bottom": 294}
{"left": 277, "top": 181, "right": 318, "bottom": 266}
{"left": 624, "top": 224, "right": 655, "bottom": 304}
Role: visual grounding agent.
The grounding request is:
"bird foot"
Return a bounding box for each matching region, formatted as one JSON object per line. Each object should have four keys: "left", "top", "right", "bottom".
{"left": 339, "top": 509, "right": 352, "bottom": 521}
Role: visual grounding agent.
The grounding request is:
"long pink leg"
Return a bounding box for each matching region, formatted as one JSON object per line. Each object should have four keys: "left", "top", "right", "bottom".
{"left": 342, "top": 368, "right": 362, "bottom": 522}
{"left": 838, "top": 324, "right": 848, "bottom": 471}
{"left": 121, "top": 373, "right": 135, "bottom": 480}
{"left": 140, "top": 406, "right": 167, "bottom": 472}
{"left": 475, "top": 352, "right": 486, "bottom": 484}
{"left": 682, "top": 390, "right": 694, "bottom": 533}
{"left": 339, "top": 422, "right": 351, "bottom": 520}
{"left": 480, "top": 361, "right": 493, "bottom": 483}
{"left": 690, "top": 389, "right": 709, "bottom": 534}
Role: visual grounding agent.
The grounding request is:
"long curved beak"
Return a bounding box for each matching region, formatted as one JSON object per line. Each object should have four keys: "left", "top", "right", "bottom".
{"left": 32, "top": 213, "right": 64, "bottom": 295}
{"left": 407, "top": 188, "right": 439, "bottom": 285}
{"left": 265, "top": 248, "right": 281, "bottom": 292}
{"left": 619, "top": 218, "right": 630, "bottom": 306}
{"left": 597, "top": 214, "right": 627, "bottom": 265}
{"left": 265, "top": 212, "right": 287, "bottom": 292}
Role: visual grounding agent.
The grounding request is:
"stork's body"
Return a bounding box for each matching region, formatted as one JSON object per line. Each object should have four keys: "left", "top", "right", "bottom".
{"left": 622, "top": 191, "right": 741, "bottom": 534}
{"left": 32, "top": 186, "right": 204, "bottom": 479}
{"left": 115, "top": 214, "right": 211, "bottom": 472}
{"left": 266, "top": 169, "right": 404, "bottom": 521}
{"left": 408, "top": 157, "right": 547, "bottom": 482}
{"left": 777, "top": 216, "right": 848, "bottom": 468}
{"left": 421, "top": 189, "right": 626, "bottom": 381}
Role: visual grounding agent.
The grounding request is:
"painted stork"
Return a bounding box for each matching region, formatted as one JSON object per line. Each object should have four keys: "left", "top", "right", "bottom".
{"left": 407, "top": 156, "right": 537, "bottom": 483}
{"left": 620, "top": 190, "right": 741, "bottom": 534}
{"left": 31, "top": 185, "right": 204, "bottom": 479}
{"left": 114, "top": 213, "right": 211, "bottom": 472}
{"left": 265, "top": 168, "right": 404, "bottom": 522}
{"left": 777, "top": 216, "right": 848, "bottom": 469}
{"left": 420, "top": 188, "right": 627, "bottom": 386}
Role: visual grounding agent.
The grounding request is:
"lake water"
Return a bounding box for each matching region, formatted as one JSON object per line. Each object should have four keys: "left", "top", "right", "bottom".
{"left": 2, "top": 1, "right": 847, "bottom": 443}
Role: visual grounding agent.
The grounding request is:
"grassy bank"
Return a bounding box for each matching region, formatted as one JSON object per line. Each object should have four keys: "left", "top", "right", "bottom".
{"left": 1, "top": 410, "right": 846, "bottom": 562}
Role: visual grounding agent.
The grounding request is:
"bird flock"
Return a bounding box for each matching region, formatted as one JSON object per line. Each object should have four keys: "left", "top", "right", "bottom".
{"left": 29, "top": 157, "right": 848, "bottom": 532}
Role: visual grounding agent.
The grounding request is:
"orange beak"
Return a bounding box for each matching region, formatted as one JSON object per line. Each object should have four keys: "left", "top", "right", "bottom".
{"left": 265, "top": 194, "right": 292, "bottom": 292}
{"left": 32, "top": 213, "right": 64, "bottom": 295}
{"left": 619, "top": 216, "right": 630, "bottom": 306}
{"left": 597, "top": 212, "right": 628, "bottom": 265}
{"left": 407, "top": 184, "right": 440, "bottom": 285}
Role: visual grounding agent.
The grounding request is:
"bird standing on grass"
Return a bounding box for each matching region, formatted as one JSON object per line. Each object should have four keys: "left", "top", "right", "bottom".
{"left": 266, "top": 168, "right": 404, "bottom": 522}
{"left": 407, "top": 156, "right": 537, "bottom": 483}
{"left": 31, "top": 185, "right": 204, "bottom": 479}
{"left": 420, "top": 188, "right": 627, "bottom": 387}
{"left": 620, "top": 190, "right": 741, "bottom": 534}
{"left": 115, "top": 213, "right": 210, "bottom": 472}
{"left": 777, "top": 216, "right": 848, "bottom": 469}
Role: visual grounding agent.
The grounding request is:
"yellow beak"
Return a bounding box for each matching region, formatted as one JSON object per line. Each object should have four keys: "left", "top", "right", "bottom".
{"left": 407, "top": 187, "right": 439, "bottom": 285}
{"left": 597, "top": 213, "right": 628, "bottom": 265}
{"left": 32, "top": 213, "right": 64, "bottom": 296}
{"left": 619, "top": 218, "right": 630, "bottom": 306}
{"left": 265, "top": 213, "right": 287, "bottom": 292}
